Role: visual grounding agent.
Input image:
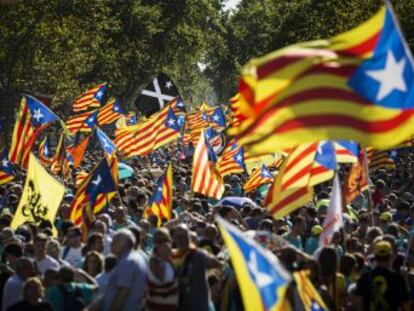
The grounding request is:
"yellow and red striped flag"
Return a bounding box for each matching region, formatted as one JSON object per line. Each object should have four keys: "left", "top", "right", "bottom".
{"left": 191, "top": 131, "right": 224, "bottom": 199}
{"left": 217, "top": 141, "right": 245, "bottom": 177}
{"left": 70, "top": 155, "right": 117, "bottom": 237}
{"left": 66, "top": 109, "right": 98, "bottom": 133}
{"left": 9, "top": 98, "right": 36, "bottom": 169}
{"left": 264, "top": 144, "right": 318, "bottom": 219}
{"left": 0, "top": 149, "right": 14, "bottom": 186}
{"left": 144, "top": 163, "right": 173, "bottom": 226}
{"left": 367, "top": 149, "right": 396, "bottom": 171}
{"left": 231, "top": 5, "right": 414, "bottom": 154}
{"left": 97, "top": 98, "right": 123, "bottom": 126}
{"left": 72, "top": 83, "right": 107, "bottom": 112}
{"left": 243, "top": 164, "right": 273, "bottom": 193}
{"left": 114, "top": 99, "right": 181, "bottom": 158}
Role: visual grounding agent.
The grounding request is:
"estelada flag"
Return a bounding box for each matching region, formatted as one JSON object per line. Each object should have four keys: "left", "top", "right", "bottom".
{"left": 232, "top": 3, "right": 414, "bottom": 154}
{"left": 11, "top": 153, "right": 65, "bottom": 234}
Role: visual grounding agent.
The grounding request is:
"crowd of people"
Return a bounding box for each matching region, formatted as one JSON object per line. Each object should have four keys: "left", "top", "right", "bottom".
{"left": 0, "top": 141, "right": 413, "bottom": 311}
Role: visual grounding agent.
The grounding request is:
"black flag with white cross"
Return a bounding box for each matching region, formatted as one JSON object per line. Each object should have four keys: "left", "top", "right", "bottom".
{"left": 135, "top": 73, "right": 179, "bottom": 117}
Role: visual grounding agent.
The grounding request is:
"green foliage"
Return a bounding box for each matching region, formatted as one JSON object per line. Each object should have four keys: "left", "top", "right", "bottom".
{"left": 0, "top": 0, "right": 221, "bottom": 116}
{"left": 2, "top": 0, "right": 414, "bottom": 119}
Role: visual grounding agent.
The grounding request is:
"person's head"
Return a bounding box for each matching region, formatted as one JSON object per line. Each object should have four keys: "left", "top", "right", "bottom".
{"left": 91, "top": 220, "right": 107, "bottom": 235}
{"left": 173, "top": 224, "right": 190, "bottom": 251}
{"left": 15, "top": 257, "right": 36, "bottom": 280}
{"left": 258, "top": 219, "right": 274, "bottom": 233}
{"left": 114, "top": 206, "right": 127, "bottom": 223}
{"left": 111, "top": 228, "right": 136, "bottom": 257}
{"left": 86, "top": 233, "right": 104, "bottom": 254}
{"left": 43, "top": 268, "right": 59, "bottom": 288}
{"left": 203, "top": 224, "right": 218, "bottom": 241}
{"left": 59, "top": 266, "right": 75, "bottom": 284}
{"left": 103, "top": 255, "right": 117, "bottom": 273}
{"left": 153, "top": 228, "right": 172, "bottom": 260}
{"left": 3, "top": 242, "right": 23, "bottom": 269}
{"left": 46, "top": 239, "right": 61, "bottom": 260}
{"left": 128, "top": 225, "right": 142, "bottom": 249}
{"left": 82, "top": 251, "right": 103, "bottom": 277}
{"left": 339, "top": 253, "right": 356, "bottom": 278}
{"left": 317, "top": 246, "right": 338, "bottom": 281}
{"left": 33, "top": 233, "right": 49, "bottom": 259}
{"left": 291, "top": 216, "right": 306, "bottom": 235}
{"left": 373, "top": 240, "right": 393, "bottom": 266}
{"left": 22, "top": 277, "right": 44, "bottom": 303}
{"left": 66, "top": 227, "right": 82, "bottom": 247}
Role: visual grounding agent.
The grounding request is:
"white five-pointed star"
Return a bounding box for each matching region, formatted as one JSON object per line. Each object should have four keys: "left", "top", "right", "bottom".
{"left": 317, "top": 140, "right": 327, "bottom": 154}
{"left": 102, "top": 138, "right": 110, "bottom": 148}
{"left": 236, "top": 154, "right": 242, "bottom": 162}
{"left": 366, "top": 50, "right": 407, "bottom": 101}
{"left": 33, "top": 109, "right": 44, "bottom": 122}
{"left": 165, "top": 81, "right": 173, "bottom": 89}
{"left": 167, "top": 118, "right": 176, "bottom": 126}
{"left": 114, "top": 105, "right": 119, "bottom": 112}
{"left": 1, "top": 159, "right": 8, "bottom": 168}
{"left": 158, "top": 187, "right": 162, "bottom": 192}
{"left": 92, "top": 174, "right": 102, "bottom": 186}
{"left": 96, "top": 90, "right": 104, "bottom": 99}
{"left": 247, "top": 251, "right": 273, "bottom": 289}
{"left": 212, "top": 114, "right": 219, "bottom": 122}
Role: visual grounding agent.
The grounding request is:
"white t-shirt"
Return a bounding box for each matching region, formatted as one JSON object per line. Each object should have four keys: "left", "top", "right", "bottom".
{"left": 36, "top": 255, "right": 60, "bottom": 275}
{"left": 61, "top": 246, "right": 83, "bottom": 268}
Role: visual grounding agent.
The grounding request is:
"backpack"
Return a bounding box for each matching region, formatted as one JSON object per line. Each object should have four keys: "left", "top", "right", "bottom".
{"left": 58, "top": 285, "right": 85, "bottom": 311}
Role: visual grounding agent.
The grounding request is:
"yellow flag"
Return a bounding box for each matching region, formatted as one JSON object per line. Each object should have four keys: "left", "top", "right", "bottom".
{"left": 11, "top": 153, "right": 65, "bottom": 232}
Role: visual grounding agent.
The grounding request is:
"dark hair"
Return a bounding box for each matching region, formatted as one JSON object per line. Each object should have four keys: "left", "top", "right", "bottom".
{"left": 3, "top": 242, "right": 23, "bottom": 258}
{"left": 67, "top": 226, "right": 82, "bottom": 237}
{"left": 339, "top": 253, "right": 356, "bottom": 278}
{"left": 318, "top": 247, "right": 338, "bottom": 283}
{"left": 128, "top": 225, "right": 142, "bottom": 249}
{"left": 104, "top": 255, "right": 117, "bottom": 272}
{"left": 59, "top": 266, "right": 75, "bottom": 283}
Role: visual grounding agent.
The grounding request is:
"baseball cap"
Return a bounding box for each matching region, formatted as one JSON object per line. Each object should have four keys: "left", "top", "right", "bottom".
{"left": 373, "top": 241, "right": 392, "bottom": 258}
{"left": 311, "top": 225, "right": 324, "bottom": 236}
{"left": 380, "top": 211, "right": 392, "bottom": 221}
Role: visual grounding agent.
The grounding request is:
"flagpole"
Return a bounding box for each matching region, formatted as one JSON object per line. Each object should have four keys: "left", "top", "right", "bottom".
{"left": 362, "top": 147, "right": 375, "bottom": 226}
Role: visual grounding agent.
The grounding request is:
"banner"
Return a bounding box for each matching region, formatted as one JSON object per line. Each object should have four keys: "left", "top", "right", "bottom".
{"left": 11, "top": 153, "right": 65, "bottom": 232}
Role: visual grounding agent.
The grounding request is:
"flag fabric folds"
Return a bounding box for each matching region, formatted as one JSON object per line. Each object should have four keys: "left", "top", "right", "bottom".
{"left": 98, "top": 98, "right": 123, "bottom": 126}
{"left": 232, "top": 4, "right": 414, "bottom": 154}
{"left": 114, "top": 100, "right": 181, "bottom": 158}
{"left": 191, "top": 130, "right": 224, "bottom": 199}
{"left": 38, "top": 137, "right": 53, "bottom": 167}
{"left": 9, "top": 96, "right": 57, "bottom": 169}
{"left": 11, "top": 153, "right": 65, "bottom": 232}
{"left": 66, "top": 110, "right": 98, "bottom": 133}
{"left": 368, "top": 149, "right": 396, "bottom": 171}
{"left": 243, "top": 164, "right": 273, "bottom": 193}
{"left": 217, "top": 142, "right": 245, "bottom": 177}
{"left": 334, "top": 141, "right": 359, "bottom": 163}
{"left": 293, "top": 270, "right": 327, "bottom": 311}
{"left": 144, "top": 163, "right": 173, "bottom": 225}
{"left": 67, "top": 135, "right": 90, "bottom": 168}
{"left": 135, "top": 73, "right": 179, "bottom": 116}
{"left": 70, "top": 156, "right": 117, "bottom": 236}
{"left": 72, "top": 83, "right": 107, "bottom": 112}
{"left": 216, "top": 217, "right": 291, "bottom": 311}
{"left": 96, "top": 128, "right": 117, "bottom": 156}
{"left": 0, "top": 149, "right": 14, "bottom": 186}
{"left": 265, "top": 144, "right": 317, "bottom": 219}
{"left": 309, "top": 141, "right": 337, "bottom": 187}
{"left": 319, "top": 174, "right": 343, "bottom": 247}
{"left": 343, "top": 150, "right": 369, "bottom": 204}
